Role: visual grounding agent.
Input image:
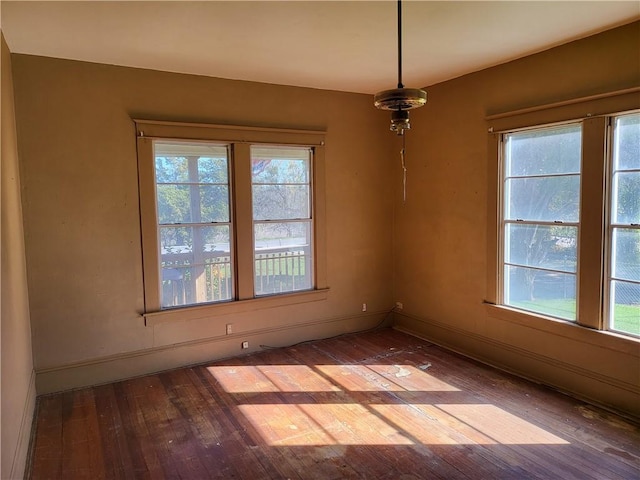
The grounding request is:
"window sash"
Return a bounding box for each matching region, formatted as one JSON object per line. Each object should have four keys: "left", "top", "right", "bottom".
{"left": 153, "top": 141, "right": 234, "bottom": 309}
{"left": 606, "top": 111, "right": 640, "bottom": 338}
{"left": 499, "top": 122, "right": 582, "bottom": 322}
{"left": 250, "top": 145, "right": 314, "bottom": 297}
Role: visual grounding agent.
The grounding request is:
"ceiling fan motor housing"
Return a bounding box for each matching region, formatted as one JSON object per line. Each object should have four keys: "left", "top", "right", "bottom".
{"left": 374, "top": 88, "right": 427, "bottom": 111}
{"left": 374, "top": 0, "right": 427, "bottom": 136}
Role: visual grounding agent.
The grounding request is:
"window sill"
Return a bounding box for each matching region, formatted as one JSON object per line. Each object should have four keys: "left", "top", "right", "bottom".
{"left": 144, "top": 288, "right": 330, "bottom": 327}
{"left": 484, "top": 302, "right": 639, "bottom": 354}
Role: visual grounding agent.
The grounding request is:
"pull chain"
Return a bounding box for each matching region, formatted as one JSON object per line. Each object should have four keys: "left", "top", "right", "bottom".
{"left": 401, "top": 134, "right": 407, "bottom": 203}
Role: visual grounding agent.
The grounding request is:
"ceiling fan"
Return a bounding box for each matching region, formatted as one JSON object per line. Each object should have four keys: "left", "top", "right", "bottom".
{"left": 374, "top": 0, "right": 427, "bottom": 202}
{"left": 374, "top": 0, "right": 427, "bottom": 136}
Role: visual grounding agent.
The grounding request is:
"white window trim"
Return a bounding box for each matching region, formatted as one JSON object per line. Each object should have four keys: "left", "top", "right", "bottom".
{"left": 135, "top": 120, "right": 328, "bottom": 325}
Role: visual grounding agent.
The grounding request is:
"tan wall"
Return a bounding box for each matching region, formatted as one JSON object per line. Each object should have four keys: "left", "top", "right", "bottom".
{"left": 8, "top": 17, "right": 639, "bottom": 422}
{"left": 394, "top": 21, "right": 640, "bottom": 417}
{"left": 1, "top": 33, "right": 36, "bottom": 480}
{"left": 11, "top": 54, "right": 395, "bottom": 393}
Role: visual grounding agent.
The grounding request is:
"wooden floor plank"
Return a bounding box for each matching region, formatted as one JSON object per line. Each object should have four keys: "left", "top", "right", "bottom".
{"left": 232, "top": 353, "right": 362, "bottom": 480}
{"left": 128, "top": 374, "right": 211, "bottom": 479}
{"left": 161, "top": 368, "right": 247, "bottom": 479}
{"left": 28, "top": 328, "right": 640, "bottom": 480}
{"left": 192, "top": 364, "right": 296, "bottom": 479}
{"left": 112, "top": 380, "right": 166, "bottom": 479}
{"left": 92, "top": 383, "right": 137, "bottom": 480}
{"left": 29, "top": 394, "right": 64, "bottom": 478}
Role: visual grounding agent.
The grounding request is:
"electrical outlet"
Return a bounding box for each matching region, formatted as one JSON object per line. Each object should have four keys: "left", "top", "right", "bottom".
{"left": 242, "top": 341, "right": 249, "bottom": 349}
{"left": 362, "top": 303, "right": 367, "bottom": 312}
{"left": 395, "top": 302, "right": 403, "bottom": 310}
{"left": 226, "top": 323, "right": 233, "bottom": 335}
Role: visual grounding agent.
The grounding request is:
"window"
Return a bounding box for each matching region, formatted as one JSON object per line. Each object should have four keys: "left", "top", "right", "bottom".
{"left": 502, "top": 124, "right": 581, "bottom": 320}
{"left": 608, "top": 112, "right": 640, "bottom": 336}
{"left": 486, "top": 90, "right": 639, "bottom": 339}
{"left": 252, "top": 146, "right": 313, "bottom": 296}
{"left": 136, "top": 121, "right": 327, "bottom": 320}
{"left": 154, "top": 142, "right": 233, "bottom": 307}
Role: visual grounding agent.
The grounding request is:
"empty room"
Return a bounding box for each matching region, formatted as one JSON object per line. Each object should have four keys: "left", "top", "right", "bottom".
{"left": 1, "top": 1, "right": 639, "bottom": 479}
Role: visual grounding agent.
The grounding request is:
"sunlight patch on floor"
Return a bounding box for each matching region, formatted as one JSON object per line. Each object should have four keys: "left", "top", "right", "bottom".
{"left": 207, "top": 365, "right": 340, "bottom": 393}
{"left": 313, "top": 365, "right": 408, "bottom": 392}
{"left": 436, "top": 404, "right": 569, "bottom": 445}
{"left": 238, "top": 403, "right": 414, "bottom": 446}
{"left": 208, "top": 362, "right": 569, "bottom": 447}
{"left": 208, "top": 364, "right": 459, "bottom": 393}
{"left": 256, "top": 365, "right": 342, "bottom": 392}
{"left": 367, "top": 364, "right": 461, "bottom": 392}
{"left": 238, "top": 402, "right": 569, "bottom": 446}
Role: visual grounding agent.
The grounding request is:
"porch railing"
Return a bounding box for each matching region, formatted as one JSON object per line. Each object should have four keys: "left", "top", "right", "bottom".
{"left": 160, "top": 245, "right": 311, "bottom": 307}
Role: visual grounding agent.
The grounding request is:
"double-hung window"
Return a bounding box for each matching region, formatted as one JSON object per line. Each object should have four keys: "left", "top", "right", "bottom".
{"left": 136, "top": 120, "right": 327, "bottom": 321}
{"left": 502, "top": 124, "right": 581, "bottom": 320}
{"left": 252, "top": 146, "right": 313, "bottom": 296}
{"left": 154, "top": 141, "right": 233, "bottom": 307}
{"left": 488, "top": 92, "right": 639, "bottom": 339}
{"left": 608, "top": 112, "right": 640, "bottom": 336}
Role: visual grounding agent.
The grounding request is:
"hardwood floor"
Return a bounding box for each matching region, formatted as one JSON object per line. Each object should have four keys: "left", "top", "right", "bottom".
{"left": 28, "top": 328, "right": 640, "bottom": 479}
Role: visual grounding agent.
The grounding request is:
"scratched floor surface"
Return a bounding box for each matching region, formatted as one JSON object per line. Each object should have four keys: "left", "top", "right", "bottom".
{"left": 28, "top": 328, "right": 640, "bottom": 479}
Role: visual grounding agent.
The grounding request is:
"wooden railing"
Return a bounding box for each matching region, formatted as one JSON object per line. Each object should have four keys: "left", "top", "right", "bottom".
{"left": 254, "top": 246, "right": 311, "bottom": 295}
{"left": 160, "top": 245, "right": 311, "bottom": 307}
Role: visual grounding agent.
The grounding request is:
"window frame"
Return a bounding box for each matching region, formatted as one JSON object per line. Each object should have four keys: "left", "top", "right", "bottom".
{"left": 499, "top": 121, "right": 583, "bottom": 322}
{"left": 485, "top": 87, "right": 640, "bottom": 338}
{"left": 250, "top": 144, "right": 315, "bottom": 297}
{"left": 605, "top": 112, "right": 640, "bottom": 338}
{"left": 153, "top": 140, "right": 234, "bottom": 307}
{"left": 135, "top": 120, "right": 328, "bottom": 325}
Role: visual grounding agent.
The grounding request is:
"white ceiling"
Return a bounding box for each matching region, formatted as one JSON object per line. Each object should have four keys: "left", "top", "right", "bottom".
{"left": 1, "top": 1, "right": 639, "bottom": 94}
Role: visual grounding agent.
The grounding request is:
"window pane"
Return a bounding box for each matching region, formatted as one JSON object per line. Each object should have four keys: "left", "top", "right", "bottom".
{"left": 157, "top": 184, "right": 192, "bottom": 224}
{"left": 161, "top": 262, "right": 233, "bottom": 308}
{"left": 155, "top": 142, "right": 230, "bottom": 227}
{"left": 159, "top": 225, "right": 192, "bottom": 253}
{"left": 255, "top": 221, "right": 310, "bottom": 249}
{"left": 253, "top": 185, "right": 310, "bottom": 220}
{"left": 251, "top": 145, "right": 314, "bottom": 297}
{"left": 254, "top": 221, "right": 312, "bottom": 296}
{"left": 157, "top": 184, "right": 230, "bottom": 225}
{"left": 155, "top": 142, "right": 228, "bottom": 183}
{"left": 505, "top": 265, "right": 576, "bottom": 320}
{"left": 200, "top": 185, "right": 230, "bottom": 223}
{"left": 251, "top": 147, "right": 310, "bottom": 184}
{"left": 502, "top": 123, "right": 581, "bottom": 321}
{"left": 505, "top": 175, "right": 580, "bottom": 222}
{"left": 613, "top": 113, "right": 640, "bottom": 170}
{"left": 505, "top": 124, "right": 581, "bottom": 177}
{"left": 610, "top": 280, "right": 640, "bottom": 336}
{"left": 155, "top": 140, "right": 232, "bottom": 309}
{"left": 198, "top": 225, "right": 231, "bottom": 254}
{"left": 612, "top": 228, "right": 640, "bottom": 282}
{"left": 505, "top": 224, "right": 577, "bottom": 273}
{"left": 155, "top": 155, "right": 189, "bottom": 183}
{"left": 160, "top": 225, "right": 232, "bottom": 307}
{"left": 608, "top": 113, "right": 639, "bottom": 335}
{"left": 160, "top": 225, "right": 231, "bottom": 256}
{"left": 198, "top": 156, "right": 229, "bottom": 183}
{"left": 612, "top": 172, "right": 640, "bottom": 225}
